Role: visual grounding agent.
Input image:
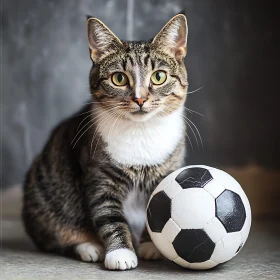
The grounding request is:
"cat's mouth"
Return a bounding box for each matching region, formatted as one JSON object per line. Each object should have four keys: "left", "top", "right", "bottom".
{"left": 128, "top": 107, "right": 159, "bottom": 122}
{"left": 130, "top": 110, "right": 148, "bottom": 115}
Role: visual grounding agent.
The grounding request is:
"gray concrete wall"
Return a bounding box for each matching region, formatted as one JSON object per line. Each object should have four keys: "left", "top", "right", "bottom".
{"left": 2, "top": 0, "right": 279, "bottom": 188}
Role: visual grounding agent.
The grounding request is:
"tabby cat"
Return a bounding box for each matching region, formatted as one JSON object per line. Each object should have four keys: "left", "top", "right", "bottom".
{"left": 22, "top": 14, "right": 189, "bottom": 270}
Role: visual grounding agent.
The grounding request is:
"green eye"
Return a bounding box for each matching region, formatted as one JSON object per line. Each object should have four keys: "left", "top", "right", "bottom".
{"left": 112, "top": 72, "right": 128, "bottom": 86}
{"left": 151, "top": 71, "right": 167, "bottom": 85}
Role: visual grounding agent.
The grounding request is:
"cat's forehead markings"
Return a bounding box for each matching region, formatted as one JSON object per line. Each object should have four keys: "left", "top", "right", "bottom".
{"left": 134, "top": 63, "right": 141, "bottom": 98}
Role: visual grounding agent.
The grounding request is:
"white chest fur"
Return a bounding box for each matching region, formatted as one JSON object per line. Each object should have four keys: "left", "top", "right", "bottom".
{"left": 96, "top": 107, "right": 184, "bottom": 166}
{"left": 123, "top": 189, "right": 147, "bottom": 244}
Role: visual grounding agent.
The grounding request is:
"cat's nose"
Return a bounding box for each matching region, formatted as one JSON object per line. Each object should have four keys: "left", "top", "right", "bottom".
{"left": 132, "top": 97, "right": 148, "bottom": 108}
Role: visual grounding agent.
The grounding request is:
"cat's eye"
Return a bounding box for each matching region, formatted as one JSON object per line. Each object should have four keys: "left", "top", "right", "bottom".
{"left": 111, "top": 72, "right": 128, "bottom": 86}
{"left": 151, "top": 71, "right": 167, "bottom": 85}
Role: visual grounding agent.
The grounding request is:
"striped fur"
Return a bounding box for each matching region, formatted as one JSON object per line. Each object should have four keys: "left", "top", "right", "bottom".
{"left": 22, "top": 14, "right": 189, "bottom": 270}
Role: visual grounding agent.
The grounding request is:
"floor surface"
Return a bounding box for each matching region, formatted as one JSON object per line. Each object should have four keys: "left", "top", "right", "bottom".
{"left": 1, "top": 218, "right": 280, "bottom": 280}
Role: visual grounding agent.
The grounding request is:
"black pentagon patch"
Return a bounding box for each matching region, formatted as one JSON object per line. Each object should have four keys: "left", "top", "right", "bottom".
{"left": 175, "top": 167, "right": 213, "bottom": 189}
{"left": 215, "top": 190, "right": 246, "bottom": 232}
{"left": 147, "top": 191, "right": 171, "bottom": 233}
{"left": 173, "top": 229, "right": 215, "bottom": 263}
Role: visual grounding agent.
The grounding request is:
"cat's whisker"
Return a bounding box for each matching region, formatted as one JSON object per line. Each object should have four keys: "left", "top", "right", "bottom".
{"left": 72, "top": 106, "right": 119, "bottom": 145}
{"left": 107, "top": 113, "right": 121, "bottom": 151}
{"left": 76, "top": 114, "right": 94, "bottom": 132}
{"left": 186, "top": 86, "right": 204, "bottom": 95}
{"left": 84, "top": 101, "right": 124, "bottom": 105}
{"left": 72, "top": 107, "right": 122, "bottom": 149}
{"left": 107, "top": 111, "right": 127, "bottom": 157}
{"left": 92, "top": 111, "right": 119, "bottom": 157}
{"left": 77, "top": 109, "right": 98, "bottom": 116}
{"left": 76, "top": 104, "right": 119, "bottom": 117}
{"left": 162, "top": 107, "right": 198, "bottom": 149}
{"left": 169, "top": 112, "right": 194, "bottom": 150}
{"left": 76, "top": 105, "right": 119, "bottom": 132}
{"left": 72, "top": 121, "right": 96, "bottom": 149}
{"left": 182, "top": 115, "right": 199, "bottom": 149}
{"left": 148, "top": 112, "right": 176, "bottom": 156}
{"left": 77, "top": 110, "right": 95, "bottom": 116}
{"left": 165, "top": 106, "right": 203, "bottom": 149}
{"left": 76, "top": 107, "right": 107, "bottom": 132}
{"left": 161, "top": 106, "right": 199, "bottom": 148}
{"left": 157, "top": 111, "right": 194, "bottom": 150}
{"left": 90, "top": 110, "right": 120, "bottom": 157}
{"left": 117, "top": 110, "right": 130, "bottom": 134}
{"left": 185, "top": 130, "right": 194, "bottom": 150}
{"left": 185, "top": 116, "right": 203, "bottom": 149}
{"left": 184, "top": 107, "right": 204, "bottom": 117}
{"left": 180, "top": 116, "right": 201, "bottom": 149}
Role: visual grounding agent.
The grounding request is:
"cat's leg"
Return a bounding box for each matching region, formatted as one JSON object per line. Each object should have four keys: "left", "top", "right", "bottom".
{"left": 74, "top": 240, "right": 104, "bottom": 262}
{"left": 52, "top": 232, "right": 105, "bottom": 262}
{"left": 85, "top": 184, "right": 137, "bottom": 270}
{"left": 23, "top": 191, "right": 104, "bottom": 262}
{"left": 24, "top": 212, "right": 105, "bottom": 262}
{"left": 51, "top": 228, "right": 105, "bottom": 262}
{"left": 96, "top": 208, "right": 137, "bottom": 270}
{"left": 138, "top": 228, "right": 163, "bottom": 260}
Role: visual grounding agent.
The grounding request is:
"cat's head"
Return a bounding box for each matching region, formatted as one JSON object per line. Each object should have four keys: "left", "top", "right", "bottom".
{"left": 87, "top": 14, "right": 188, "bottom": 122}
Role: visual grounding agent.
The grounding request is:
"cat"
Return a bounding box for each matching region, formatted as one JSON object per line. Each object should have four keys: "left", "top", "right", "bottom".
{"left": 22, "top": 13, "right": 189, "bottom": 270}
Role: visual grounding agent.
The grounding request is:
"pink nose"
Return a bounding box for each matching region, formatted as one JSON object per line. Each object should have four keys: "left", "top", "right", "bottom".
{"left": 132, "top": 97, "right": 147, "bottom": 107}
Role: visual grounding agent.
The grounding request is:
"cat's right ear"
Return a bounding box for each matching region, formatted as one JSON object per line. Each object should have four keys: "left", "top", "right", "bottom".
{"left": 152, "top": 14, "right": 188, "bottom": 61}
{"left": 87, "top": 18, "right": 123, "bottom": 63}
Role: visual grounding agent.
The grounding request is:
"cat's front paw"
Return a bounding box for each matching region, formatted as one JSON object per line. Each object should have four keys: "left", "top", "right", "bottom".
{"left": 105, "top": 248, "right": 138, "bottom": 270}
{"left": 138, "top": 242, "right": 163, "bottom": 260}
{"left": 75, "top": 242, "right": 104, "bottom": 262}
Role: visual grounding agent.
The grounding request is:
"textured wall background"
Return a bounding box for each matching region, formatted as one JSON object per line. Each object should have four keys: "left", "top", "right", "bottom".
{"left": 1, "top": 0, "right": 279, "bottom": 188}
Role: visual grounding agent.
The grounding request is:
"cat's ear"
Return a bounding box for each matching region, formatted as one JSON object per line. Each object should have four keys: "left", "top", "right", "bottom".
{"left": 87, "top": 17, "right": 123, "bottom": 62}
{"left": 152, "top": 14, "right": 188, "bottom": 61}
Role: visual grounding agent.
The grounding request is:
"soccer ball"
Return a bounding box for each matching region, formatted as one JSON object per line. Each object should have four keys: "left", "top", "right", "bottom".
{"left": 146, "top": 165, "right": 251, "bottom": 270}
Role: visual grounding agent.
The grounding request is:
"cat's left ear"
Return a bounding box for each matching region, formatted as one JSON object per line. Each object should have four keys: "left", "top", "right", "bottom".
{"left": 87, "top": 17, "right": 123, "bottom": 62}
{"left": 152, "top": 14, "right": 188, "bottom": 61}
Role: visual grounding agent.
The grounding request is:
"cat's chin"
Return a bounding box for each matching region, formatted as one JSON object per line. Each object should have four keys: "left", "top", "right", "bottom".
{"left": 127, "top": 114, "right": 152, "bottom": 122}
{"left": 127, "top": 111, "right": 157, "bottom": 122}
